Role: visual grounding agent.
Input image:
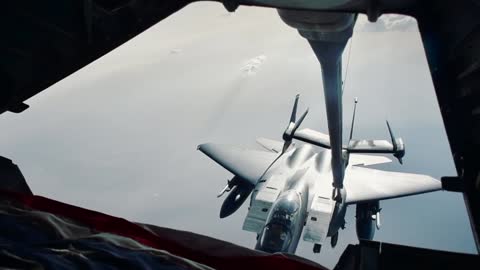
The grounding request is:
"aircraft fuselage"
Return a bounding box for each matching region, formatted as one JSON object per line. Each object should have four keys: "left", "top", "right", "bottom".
{"left": 249, "top": 144, "right": 347, "bottom": 253}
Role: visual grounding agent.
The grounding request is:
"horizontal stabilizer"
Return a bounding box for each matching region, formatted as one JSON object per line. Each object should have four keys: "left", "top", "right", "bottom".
{"left": 198, "top": 143, "right": 278, "bottom": 185}
{"left": 293, "top": 128, "right": 331, "bottom": 149}
{"left": 347, "top": 139, "right": 394, "bottom": 153}
{"left": 349, "top": 154, "right": 392, "bottom": 166}
{"left": 344, "top": 166, "right": 441, "bottom": 204}
{"left": 347, "top": 122, "right": 405, "bottom": 164}
{"left": 256, "top": 137, "right": 284, "bottom": 153}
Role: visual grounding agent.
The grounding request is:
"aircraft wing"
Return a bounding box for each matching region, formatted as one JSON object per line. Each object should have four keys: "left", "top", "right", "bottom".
{"left": 198, "top": 143, "right": 278, "bottom": 185}
{"left": 344, "top": 166, "right": 442, "bottom": 204}
{"left": 293, "top": 128, "right": 331, "bottom": 149}
{"left": 349, "top": 154, "right": 392, "bottom": 166}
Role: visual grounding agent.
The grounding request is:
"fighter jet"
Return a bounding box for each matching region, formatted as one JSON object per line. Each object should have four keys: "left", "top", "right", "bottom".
{"left": 198, "top": 95, "right": 442, "bottom": 254}
{"left": 198, "top": 8, "right": 442, "bottom": 254}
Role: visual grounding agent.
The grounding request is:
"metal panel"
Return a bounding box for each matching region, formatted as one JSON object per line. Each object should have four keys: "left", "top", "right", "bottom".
{"left": 303, "top": 196, "right": 335, "bottom": 244}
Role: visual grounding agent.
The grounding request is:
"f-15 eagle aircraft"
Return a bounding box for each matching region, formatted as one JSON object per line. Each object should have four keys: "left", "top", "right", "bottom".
{"left": 198, "top": 96, "right": 441, "bottom": 254}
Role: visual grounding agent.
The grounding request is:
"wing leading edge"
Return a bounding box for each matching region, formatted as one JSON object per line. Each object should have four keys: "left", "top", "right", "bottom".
{"left": 198, "top": 143, "right": 278, "bottom": 185}
{"left": 256, "top": 137, "right": 284, "bottom": 153}
{"left": 344, "top": 166, "right": 442, "bottom": 204}
{"left": 293, "top": 128, "right": 331, "bottom": 148}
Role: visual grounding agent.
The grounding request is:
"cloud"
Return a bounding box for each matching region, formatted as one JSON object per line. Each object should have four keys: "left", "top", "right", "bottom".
{"left": 240, "top": 55, "right": 267, "bottom": 76}
{"left": 355, "top": 14, "right": 418, "bottom": 32}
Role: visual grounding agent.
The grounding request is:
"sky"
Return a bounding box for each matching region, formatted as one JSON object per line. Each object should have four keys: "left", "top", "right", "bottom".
{"left": 0, "top": 3, "right": 477, "bottom": 269}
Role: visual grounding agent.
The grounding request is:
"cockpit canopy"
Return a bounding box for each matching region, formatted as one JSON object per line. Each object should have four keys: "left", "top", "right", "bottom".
{"left": 258, "top": 191, "right": 302, "bottom": 253}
